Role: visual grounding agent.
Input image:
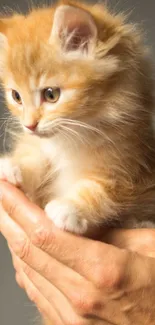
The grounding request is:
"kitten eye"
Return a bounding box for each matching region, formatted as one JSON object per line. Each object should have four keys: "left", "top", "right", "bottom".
{"left": 42, "top": 88, "right": 60, "bottom": 103}
{"left": 12, "top": 90, "right": 22, "bottom": 105}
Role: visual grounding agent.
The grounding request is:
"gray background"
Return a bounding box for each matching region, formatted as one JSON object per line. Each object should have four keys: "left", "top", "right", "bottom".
{"left": 0, "top": 0, "right": 155, "bottom": 324}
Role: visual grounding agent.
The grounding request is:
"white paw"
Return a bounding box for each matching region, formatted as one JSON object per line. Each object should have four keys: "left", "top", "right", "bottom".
{"left": 45, "top": 200, "right": 88, "bottom": 234}
{"left": 0, "top": 158, "right": 22, "bottom": 186}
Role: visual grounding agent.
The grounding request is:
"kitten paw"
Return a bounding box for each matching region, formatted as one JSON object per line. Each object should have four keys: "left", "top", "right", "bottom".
{"left": 0, "top": 158, "right": 22, "bottom": 186}
{"left": 45, "top": 200, "right": 88, "bottom": 234}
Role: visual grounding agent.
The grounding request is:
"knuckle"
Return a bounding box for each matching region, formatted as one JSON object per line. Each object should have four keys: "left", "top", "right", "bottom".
{"left": 12, "top": 254, "right": 20, "bottom": 272}
{"left": 93, "top": 266, "right": 103, "bottom": 289}
{"left": 31, "top": 225, "right": 52, "bottom": 250}
{"left": 13, "top": 237, "right": 30, "bottom": 261}
{"left": 90, "top": 243, "right": 126, "bottom": 290}
{"left": 6, "top": 201, "right": 19, "bottom": 220}
{"left": 72, "top": 291, "right": 97, "bottom": 315}
{"left": 37, "top": 305, "right": 47, "bottom": 318}
{"left": 26, "top": 286, "right": 38, "bottom": 303}
{"left": 104, "top": 268, "right": 122, "bottom": 290}
{"left": 22, "top": 263, "right": 33, "bottom": 278}
{"left": 93, "top": 263, "right": 122, "bottom": 290}
{"left": 15, "top": 272, "right": 24, "bottom": 289}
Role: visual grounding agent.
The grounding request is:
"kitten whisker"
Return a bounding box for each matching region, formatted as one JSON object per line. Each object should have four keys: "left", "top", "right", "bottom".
{"left": 60, "top": 125, "right": 86, "bottom": 145}
{"left": 42, "top": 117, "right": 116, "bottom": 147}
{"left": 59, "top": 128, "right": 78, "bottom": 148}
{"left": 61, "top": 119, "right": 115, "bottom": 144}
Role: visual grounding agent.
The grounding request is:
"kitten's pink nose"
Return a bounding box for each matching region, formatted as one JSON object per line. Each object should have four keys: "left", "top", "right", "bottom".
{"left": 25, "top": 123, "right": 38, "bottom": 131}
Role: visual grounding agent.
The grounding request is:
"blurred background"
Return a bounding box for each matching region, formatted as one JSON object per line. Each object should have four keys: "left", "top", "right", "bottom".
{"left": 0, "top": 0, "right": 155, "bottom": 324}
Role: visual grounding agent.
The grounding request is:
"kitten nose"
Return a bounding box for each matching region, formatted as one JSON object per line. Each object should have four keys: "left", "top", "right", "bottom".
{"left": 25, "top": 123, "right": 38, "bottom": 131}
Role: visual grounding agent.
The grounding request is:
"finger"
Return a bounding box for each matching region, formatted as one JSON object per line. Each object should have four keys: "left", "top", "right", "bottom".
{"left": 12, "top": 254, "right": 74, "bottom": 324}
{"left": 18, "top": 270, "right": 63, "bottom": 325}
{"left": 15, "top": 272, "right": 24, "bottom": 288}
{"left": 9, "top": 240, "right": 97, "bottom": 316}
{"left": 0, "top": 182, "right": 124, "bottom": 285}
{"left": 10, "top": 247, "right": 25, "bottom": 288}
{"left": 8, "top": 229, "right": 96, "bottom": 320}
{"left": 10, "top": 249, "right": 123, "bottom": 322}
{"left": 13, "top": 258, "right": 144, "bottom": 325}
{"left": 11, "top": 253, "right": 87, "bottom": 325}
{"left": 0, "top": 205, "right": 29, "bottom": 250}
{"left": 3, "top": 210, "right": 92, "bottom": 309}
{"left": 21, "top": 261, "right": 125, "bottom": 325}
{"left": 20, "top": 259, "right": 86, "bottom": 325}
{"left": 10, "top": 248, "right": 23, "bottom": 273}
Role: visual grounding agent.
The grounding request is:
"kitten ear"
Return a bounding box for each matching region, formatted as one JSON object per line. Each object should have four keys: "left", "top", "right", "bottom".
{"left": 0, "top": 19, "right": 8, "bottom": 49}
{"left": 0, "top": 32, "right": 7, "bottom": 50}
{"left": 50, "top": 5, "right": 97, "bottom": 55}
{"left": 0, "top": 19, "right": 9, "bottom": 77}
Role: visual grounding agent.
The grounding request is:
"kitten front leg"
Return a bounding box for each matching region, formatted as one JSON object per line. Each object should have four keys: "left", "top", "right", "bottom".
{"left": 0, "top": 142, "right": 50, "bottom": 206}
{"left": 45, "top": 179, "right": 117, "bottom": 234}
{"left": 45, "top": 198, "right": 88, "bottom": 234}
{"left": 0, "top": 157, "right": 22, "bottom": 186}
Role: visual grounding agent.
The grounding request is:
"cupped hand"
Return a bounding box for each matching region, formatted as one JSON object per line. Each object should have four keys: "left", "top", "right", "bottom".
{"left": 0, "top": 181, "right": 155, "bottom": 325}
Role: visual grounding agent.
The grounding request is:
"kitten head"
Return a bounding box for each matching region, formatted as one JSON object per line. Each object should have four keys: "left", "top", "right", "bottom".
{"left": 0, "top": 1, "right": 150, "bottom": 138}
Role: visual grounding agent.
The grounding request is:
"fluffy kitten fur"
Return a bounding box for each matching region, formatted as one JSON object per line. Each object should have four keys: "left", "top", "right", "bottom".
{"left": 0, "top": 1, "right": 155, "bottom": 235}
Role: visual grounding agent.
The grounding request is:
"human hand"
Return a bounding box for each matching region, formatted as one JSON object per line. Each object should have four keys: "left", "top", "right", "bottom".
{"left": 0, "top": 182, "right": 155, "bottom": 325}
{"left": 104, "top": 228, "right": 155, "bottom": 257}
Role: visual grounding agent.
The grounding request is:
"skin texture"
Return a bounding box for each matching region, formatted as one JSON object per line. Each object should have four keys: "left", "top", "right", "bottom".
{"left": 0, "top": 182, "right": 155, "bottom": 325}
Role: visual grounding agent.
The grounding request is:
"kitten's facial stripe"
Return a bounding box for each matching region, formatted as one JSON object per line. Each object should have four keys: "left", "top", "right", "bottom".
{"left": 29, "top": 77, "right": 36, "bottom": 91}
{"left": 38, "top": 74, "right": 48, "bottom": 89}
{"left": 34, "top": 91, "right": 41, "bottom": 109}
{"left": 0, "top": 32, "right": 7, "bottom": 51}
{"left": 38, "top": 76, "right": 60, "bottom": 89}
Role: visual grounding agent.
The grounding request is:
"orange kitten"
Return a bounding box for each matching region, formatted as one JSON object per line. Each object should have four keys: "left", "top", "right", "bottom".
{"left": 0, "top": 0, "right": 155, "bottom": 238}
